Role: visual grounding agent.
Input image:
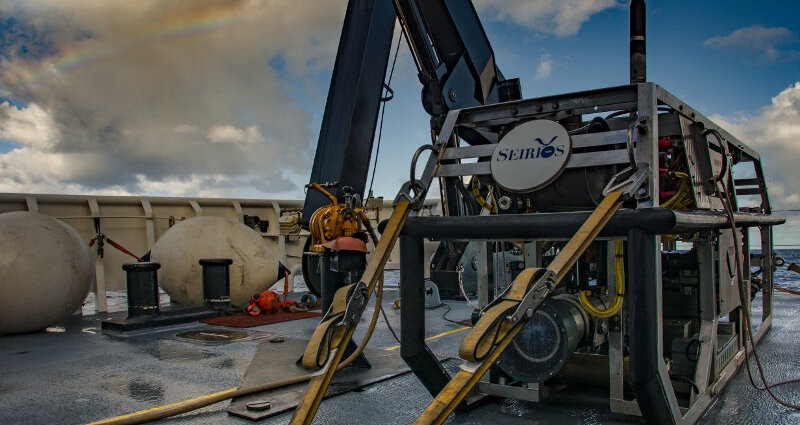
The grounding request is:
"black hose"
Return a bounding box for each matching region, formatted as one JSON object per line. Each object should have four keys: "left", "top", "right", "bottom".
{"left": 712, "top": 141, "right": 800, "bottom": 409}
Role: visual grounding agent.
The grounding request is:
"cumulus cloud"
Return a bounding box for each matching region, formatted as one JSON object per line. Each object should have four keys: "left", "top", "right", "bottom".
{"left": 704, "top": 25, "right": 795, "bottom": 61}
{"left": 534, "top": 54, "right": 554, "bottom": 80}
{"left": 0, "top": 0, "right": 349, "bottom": 197}
{"left": 0, "top": 101, "right": 60, "bottom": 150}
{"left": 132, "top": 172, "right": 297, "bottom": 199}
{"left": 474, "top": 0, "right": 620, "bottom": 37}
{"left": 207, "top": 125, "right": 264, "bottom": 145}
{"left": 710, "top": 82, "right": 800, "bottom": 210}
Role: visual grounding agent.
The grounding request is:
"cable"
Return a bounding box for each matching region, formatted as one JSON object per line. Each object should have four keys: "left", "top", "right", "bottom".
{"left": 380, "top": 303, "right": 401, "bottom": 344}
{"left": 438, "top": 302, "right": 465, "bottom": 326}
{"left": 604, "top": 110, "right": 635, "bottom": 120}
{"left": 712, "top": 158, "right": 800, "bottom": 409}
{"left": 367, "top": 23, "right": 404, "bottom": 196}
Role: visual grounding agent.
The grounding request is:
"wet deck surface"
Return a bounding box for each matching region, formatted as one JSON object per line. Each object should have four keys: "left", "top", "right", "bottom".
{"left": 2, "top": 287, "right": 800, "bottom": 425}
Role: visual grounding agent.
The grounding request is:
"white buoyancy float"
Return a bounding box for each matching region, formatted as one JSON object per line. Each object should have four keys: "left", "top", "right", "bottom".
{"left": 150, "top": 216, "right": 281, "bottom": 307}
{"left": 0, "top": 212, "right": 94, "bottom": 334}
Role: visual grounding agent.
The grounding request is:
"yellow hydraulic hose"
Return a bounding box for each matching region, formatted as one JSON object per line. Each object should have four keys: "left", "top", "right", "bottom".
{"left": 471, "top": 177, "right": 497, "bottom": 214}
{"left": 661, "top": 171, "right": 692, "bottom": 209}
{"left": 579, "top": 240, "right": 625, "bottom": 318}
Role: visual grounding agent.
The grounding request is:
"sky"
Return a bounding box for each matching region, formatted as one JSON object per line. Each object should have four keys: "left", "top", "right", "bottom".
{"left": 0, "top": 0, "right": 798, "bottom": 245}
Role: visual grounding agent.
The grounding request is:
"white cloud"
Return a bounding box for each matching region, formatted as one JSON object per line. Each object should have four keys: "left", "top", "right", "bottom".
{"left": 207, "top": 125, "right": 264, "bottom": 145}
{"left": 132, "top": 172, "right": 296, "bottom": 198}
{"left": 0, "top": 146, "right": 298, "bottom": 198}
{"left": 474, "top": 0, "right": 619, "bottom": 37}
{"left": 0, "top": 147, "right": 113, "bottom": 192}
{"left": 0, "top": 102, "right": 60, "bottom": 151}
{"left": 711, "top": 82, "right": 800, "bottom": 210}
{"left": 534, "top": 54, "right": 553, "bottom": 80}
{"left": 704, "top": 25, "right": 794, "bottom": 61}
{"left": 0, "top": 0, "right": 349, "bottom": 197}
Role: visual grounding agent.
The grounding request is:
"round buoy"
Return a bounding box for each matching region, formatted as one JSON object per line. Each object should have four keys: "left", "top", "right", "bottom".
{"left": 0, "top": 212, "right": 94, "bottom": 335}
{"left": 150, "top": 217, "right": 280, "bottom": 307}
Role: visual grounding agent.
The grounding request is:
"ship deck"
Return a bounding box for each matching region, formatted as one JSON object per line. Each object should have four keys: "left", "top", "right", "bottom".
{"left": 2, "top": 282, "right": 800, "bottom": 425}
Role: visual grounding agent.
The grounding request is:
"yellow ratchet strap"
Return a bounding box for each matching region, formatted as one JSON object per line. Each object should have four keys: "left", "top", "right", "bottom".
{"left": 301, "top": 283, "right": 355, "bottom": 369}
{"left": 459, "top": 267, "right": 544, "bottom": 362}
{"left": 414, "top": 191, "right": 626, "bottom": 425}
{"left": 290, "top": 200, "right": 411, "bottom": 425}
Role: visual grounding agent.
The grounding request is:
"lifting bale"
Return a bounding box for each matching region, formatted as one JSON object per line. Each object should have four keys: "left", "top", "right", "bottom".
{"left": 150, "top": 216, "right": 281, "bottom": 308}
{"left": 0, "top": 212, "right": 94, "bottom": 335}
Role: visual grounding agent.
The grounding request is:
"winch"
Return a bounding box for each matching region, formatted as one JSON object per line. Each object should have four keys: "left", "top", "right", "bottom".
{"left": 495, "top": 294, "right": 590, "bottom": 384}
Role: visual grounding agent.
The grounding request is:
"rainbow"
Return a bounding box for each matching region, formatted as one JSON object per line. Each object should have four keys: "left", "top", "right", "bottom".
{"left": 5, "top": 2, "right": 245, "bottom": 89}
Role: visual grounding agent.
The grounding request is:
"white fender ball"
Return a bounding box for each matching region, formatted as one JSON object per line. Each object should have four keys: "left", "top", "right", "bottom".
{"left": 150, "top": 216, "right": 280, "bottom": 307}
{"left": 0, "top": 212, "right": 94, "bottom": 335}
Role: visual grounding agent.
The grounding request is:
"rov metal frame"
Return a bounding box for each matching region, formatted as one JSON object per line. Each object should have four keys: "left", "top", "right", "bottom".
{"left": 399, "top": 82, "right": 783, "bottom": 425}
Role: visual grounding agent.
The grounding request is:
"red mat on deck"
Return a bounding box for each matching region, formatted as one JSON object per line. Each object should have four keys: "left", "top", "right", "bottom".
{"left": 201, "top": 311, "right": 322, "bottom": 328}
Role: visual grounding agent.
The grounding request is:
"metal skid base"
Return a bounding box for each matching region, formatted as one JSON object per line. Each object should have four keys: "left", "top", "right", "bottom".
{"left": 400, "top": 216, "right": 778, "bottom": 424}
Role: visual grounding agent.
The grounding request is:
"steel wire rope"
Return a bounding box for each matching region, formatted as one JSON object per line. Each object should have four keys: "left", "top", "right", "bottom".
{"left": 367, "top": 23, "right": 404, "bottom": 196}
{"left": 365, "top": 22, "right": 405, "bottom": 345}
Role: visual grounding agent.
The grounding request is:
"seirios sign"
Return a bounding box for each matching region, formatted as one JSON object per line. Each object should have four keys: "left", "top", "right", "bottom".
{"left": 490, "top": 119, "right": 571, "bottom": 193}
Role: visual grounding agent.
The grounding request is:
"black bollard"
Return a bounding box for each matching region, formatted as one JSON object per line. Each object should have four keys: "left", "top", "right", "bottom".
{"left": 199, "top": 258, "right": 233, "bottom": 309}
{"left": 123, "top": 262, "right": 161, "bottom": 316}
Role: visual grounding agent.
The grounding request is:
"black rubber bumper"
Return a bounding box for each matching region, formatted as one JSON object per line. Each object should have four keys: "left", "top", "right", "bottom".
{"left": 399, "top": 208, "right": 784, "bottom": 239}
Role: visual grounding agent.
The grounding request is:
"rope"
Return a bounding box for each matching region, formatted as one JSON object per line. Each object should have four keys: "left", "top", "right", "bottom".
{"left": 105, "top": 237, "right": 143, "bottom": 262}
{"left": 88, "top": 235, "right": 143, "bottom": 262}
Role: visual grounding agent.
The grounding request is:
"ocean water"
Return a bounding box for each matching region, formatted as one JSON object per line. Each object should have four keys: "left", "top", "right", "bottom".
{"left": 773, "top": 249, "right": 800, "bottom": 290}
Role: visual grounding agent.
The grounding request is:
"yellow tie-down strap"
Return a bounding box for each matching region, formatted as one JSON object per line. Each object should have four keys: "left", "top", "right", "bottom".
{"left": 459, "top": 267, "right": 544, "bottom": 362}
{"left": 301, "top": 283, "right": 355, "bottom": 370}
{"left": 290, "top": 200, "right": 411, "bottom": 425}
{"left": 414, "top": 191, "right": 626, "bottom": 425}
